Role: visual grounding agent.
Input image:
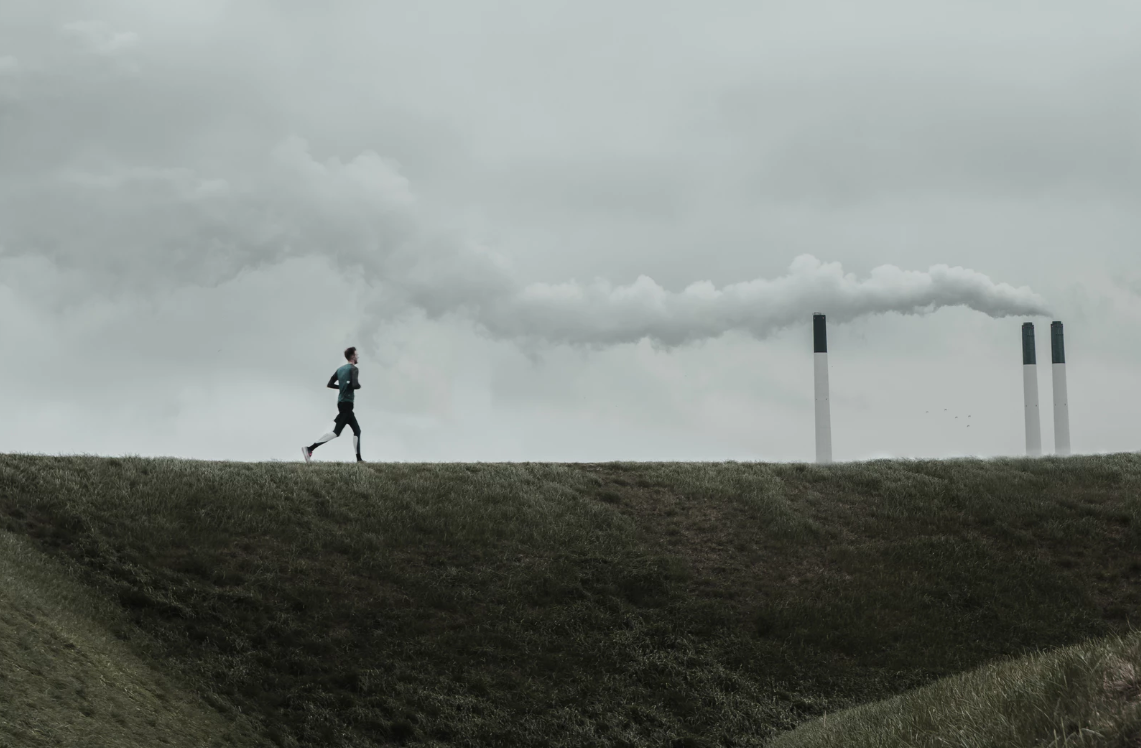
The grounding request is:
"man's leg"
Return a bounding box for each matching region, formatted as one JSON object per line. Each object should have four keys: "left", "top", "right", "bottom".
{"left": 307, "top": 427, "right": 341, "bottom": 453}
{"left": 305, "top": 406, "right": 350, "bottom": 459}
{"left": 347, "top": 408, "right": 363, "bottom": 462}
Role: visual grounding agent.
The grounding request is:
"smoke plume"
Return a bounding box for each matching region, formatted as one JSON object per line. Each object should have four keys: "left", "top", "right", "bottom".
{"left": 0, "top": 132, "right": 1050, "bottom": 353}
{"left": 469, "top": 254, "right": 1050, "bottom": 350}
{"left": 0, "top": 21, "right": 1053, "bottom": 356}
{"left": 259, "top": 138, "right": 1052, "bottom": 350}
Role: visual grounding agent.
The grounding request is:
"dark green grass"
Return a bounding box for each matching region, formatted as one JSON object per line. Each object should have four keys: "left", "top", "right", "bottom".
{"left": 771, "top": 627, "right": 1141, "bottom": 747}
{"left": 1, "top": 453, "right": 1139, "bottom": 746}
{"left": 0, "top": 530, "right": 270, "bottom": 747}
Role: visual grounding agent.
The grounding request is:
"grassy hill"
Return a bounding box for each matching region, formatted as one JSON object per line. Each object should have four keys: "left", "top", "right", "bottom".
{"left": 0, "top": 529, "right": 268, "bottom": 747}
{"left": 770, "top": 628, "right": 1141, "bottom": 747}
{"left": 0, "top": 453, "right": 1139, "bottom": 746}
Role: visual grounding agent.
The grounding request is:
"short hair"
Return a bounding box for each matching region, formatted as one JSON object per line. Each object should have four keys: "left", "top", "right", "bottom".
{"left": 344, "top": 346, "right": 357, "bottom": 361}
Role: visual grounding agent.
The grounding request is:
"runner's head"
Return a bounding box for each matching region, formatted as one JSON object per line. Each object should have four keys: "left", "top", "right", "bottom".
{"left": 344, "top": 346, "right": 358, "bottom": 364}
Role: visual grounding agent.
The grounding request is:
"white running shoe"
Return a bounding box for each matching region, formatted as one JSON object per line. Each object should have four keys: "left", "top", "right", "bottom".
{"left": 302, "top": 446, "right": 312, "bottom": 464}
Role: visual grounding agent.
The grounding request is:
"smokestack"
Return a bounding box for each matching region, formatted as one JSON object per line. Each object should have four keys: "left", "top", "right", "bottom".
{"left": 1051, "top": 321, "right": 1070, "bottom": 456}
{"left": 814, "top": 313, "right": 832, "bottom": 464}
{"left": 1022, "top": 323, "right": 1042, "bottom": 457}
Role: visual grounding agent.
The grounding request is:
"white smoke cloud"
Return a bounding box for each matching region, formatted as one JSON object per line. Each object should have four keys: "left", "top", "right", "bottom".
{"left": 0, "top": 129, "right": 1050, "bottom": 354}
{"left": 474, "top": 254, "right": 1050, "bottom": 350}
{"left": 255, "top": 138, "right": 1053, "bottom": 350}
{"left": 0, "top": 25, "right": 1051, "bottom": 354}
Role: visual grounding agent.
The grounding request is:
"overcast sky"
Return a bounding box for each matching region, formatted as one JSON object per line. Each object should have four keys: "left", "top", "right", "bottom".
{"left": 2, "top": 0, "right": 1139, "bottom": 463}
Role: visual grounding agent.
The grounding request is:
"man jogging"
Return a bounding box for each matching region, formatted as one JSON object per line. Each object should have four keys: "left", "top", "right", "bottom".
{"left": 303, "top": 346, "right": 363, "bottom": 463}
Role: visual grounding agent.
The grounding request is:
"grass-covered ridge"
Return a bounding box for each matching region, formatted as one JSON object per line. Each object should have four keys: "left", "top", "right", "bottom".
{"left": 0, "top": 529, "right": 268, "bottom": 747}
{"left": 771, "top": 628, "right": 1141, "bottom": 747}
{"left": 1, "top": 453, "right": 1139, "bottom": 746}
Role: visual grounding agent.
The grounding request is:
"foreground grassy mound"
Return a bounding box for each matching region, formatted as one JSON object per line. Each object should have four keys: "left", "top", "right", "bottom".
{"left": 1, "top": 453, "right": 1139, "bottom": 746}
{"left": 772, "top": 629, "right": 1141, "bottom": 747}
{"left": 0, "top": 529, "right": 268, "bottom": 747}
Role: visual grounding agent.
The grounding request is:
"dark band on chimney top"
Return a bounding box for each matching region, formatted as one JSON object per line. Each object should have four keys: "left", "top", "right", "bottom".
{"left": 813, "top": 313, "right": 827, "bottom": 353}
{"left": 1022, "top": 322, "right": 1036, "bottom": 365}
{"left": 1051, "top": 321, "right": 1065, "bottom": 364}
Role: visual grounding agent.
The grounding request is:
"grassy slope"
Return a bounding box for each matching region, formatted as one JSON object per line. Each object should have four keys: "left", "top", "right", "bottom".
{"left": 0, "top": 453, "right": 1139, "bottom": 747}
{"left": 0, "top": 529, "right": 268, "bottom": 748}
{"left": 771, "top": 629, "right": 1141, "bottom": 747}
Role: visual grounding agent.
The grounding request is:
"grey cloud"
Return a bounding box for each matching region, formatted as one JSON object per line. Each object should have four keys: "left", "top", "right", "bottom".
{"left": 706, "top": 54, "right": 1141, "bottom": 206}
{"left": 1, "top": 117, "right": 1051, "bottom": 354}
{"left": 484, "top": 156, "right": 690, "bottom": 220}
{"left": 0, "top": 6, "right": 1059, "bottom": 357}
{"left": 0, "top": 56, "right": 18, "bottom": 107}
{"left": 61, "top": 20, "right": 139, "bottom": 56}
{"left": 0, "top": 30, "right": 1054, "bottom": 357}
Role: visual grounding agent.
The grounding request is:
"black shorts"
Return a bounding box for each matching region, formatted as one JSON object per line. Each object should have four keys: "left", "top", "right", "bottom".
{"left": 333, "top": 401, "right": 361, "bottom": 436}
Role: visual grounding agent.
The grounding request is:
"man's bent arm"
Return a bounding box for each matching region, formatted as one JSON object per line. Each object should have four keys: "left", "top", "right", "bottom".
{"left": 327, "top": 372, "right": 339, "bottom": 389}
{"left": 350, "top": 365, "right": 361, "bottom": 390}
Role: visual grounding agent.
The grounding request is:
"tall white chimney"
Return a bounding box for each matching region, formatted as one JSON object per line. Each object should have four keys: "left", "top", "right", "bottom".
{"left": 814, "top": 313, "right": 832, "bottom": 464}
{"left": 1022, "top": 322, "right": 1042, "bottom": 457}
{"left": 1051, "top": 321, "right": 1070, "bottom": 456}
